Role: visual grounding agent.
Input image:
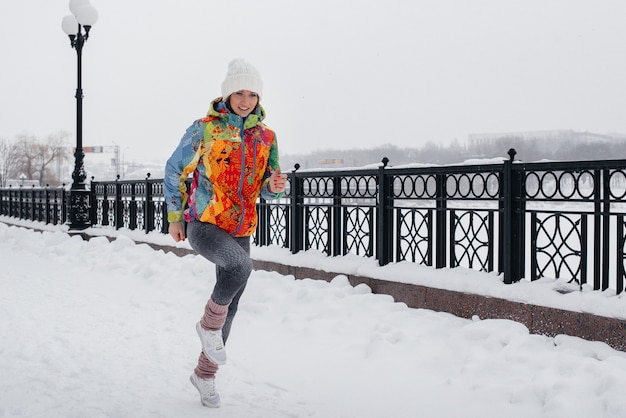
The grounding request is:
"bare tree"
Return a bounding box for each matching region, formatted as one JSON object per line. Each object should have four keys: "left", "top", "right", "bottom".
{"left": 13, "top": 131, "right": 71, "bottom": 187}
{"left": 14, "top": 133, "right": 38, "bottom": 181}
{"left": 0, "top": 138, "right": 20, "bottom": 187}
{"left": 43, "top": 131, "right": 71, "bottom": 186}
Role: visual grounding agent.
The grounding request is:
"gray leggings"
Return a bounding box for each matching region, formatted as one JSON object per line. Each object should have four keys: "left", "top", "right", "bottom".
{"left": 186, "top": 221, "right": 253, "bottom": 343}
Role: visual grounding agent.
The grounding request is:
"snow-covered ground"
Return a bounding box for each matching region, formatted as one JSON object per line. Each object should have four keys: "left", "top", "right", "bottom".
{"left": 2, "top": 220, "right": 626, "bottom": 417}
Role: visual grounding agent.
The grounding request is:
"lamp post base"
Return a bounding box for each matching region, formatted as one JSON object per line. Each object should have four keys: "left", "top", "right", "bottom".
{"left": 67, "top": 188, "right": 91, "bottom": 230}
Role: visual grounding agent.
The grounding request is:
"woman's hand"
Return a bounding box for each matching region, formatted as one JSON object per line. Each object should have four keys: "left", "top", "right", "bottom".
{"left": 168, "top": 222, "right": 185, "bottom": 242}
{"left": 269, "top": 168, "right": 288, "bottom": 193}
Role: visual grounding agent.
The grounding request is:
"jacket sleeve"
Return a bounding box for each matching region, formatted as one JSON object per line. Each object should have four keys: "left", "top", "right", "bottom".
{"left": 164, "top": 120, "right": 204, "bottom": 222}
{"left": 260, "top": 133, "right": 284, "bottom": 200}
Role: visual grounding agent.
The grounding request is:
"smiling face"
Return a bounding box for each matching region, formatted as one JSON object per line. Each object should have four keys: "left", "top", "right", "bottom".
{"left": 228, "top": 90, "right": 259, "bottom": 117}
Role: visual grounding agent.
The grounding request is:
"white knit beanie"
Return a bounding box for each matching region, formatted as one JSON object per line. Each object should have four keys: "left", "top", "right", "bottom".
{"left": 221, "top": 59, "right": 263, "bottom": 101}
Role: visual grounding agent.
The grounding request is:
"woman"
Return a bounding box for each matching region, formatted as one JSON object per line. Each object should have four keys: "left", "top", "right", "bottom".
{"left": 164, "top": 59, "right": 287, "bottom": 408}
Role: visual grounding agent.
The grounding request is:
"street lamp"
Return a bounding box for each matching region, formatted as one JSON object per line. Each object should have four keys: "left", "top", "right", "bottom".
{"left": 61, "top": 0, "right": 98, "bottom": 230}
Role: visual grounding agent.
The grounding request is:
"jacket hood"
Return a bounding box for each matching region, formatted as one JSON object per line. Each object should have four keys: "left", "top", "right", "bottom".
{"left": 207, "top": 97, "right": 266, "bottom": 130}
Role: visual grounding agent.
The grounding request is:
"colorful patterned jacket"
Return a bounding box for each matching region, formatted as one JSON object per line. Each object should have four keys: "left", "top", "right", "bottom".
{"left": 164, "top": 98, "right": 282, "bottom": 237}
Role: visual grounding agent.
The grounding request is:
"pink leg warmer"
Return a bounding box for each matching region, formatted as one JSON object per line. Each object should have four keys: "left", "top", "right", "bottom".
{"left": 195, "top": 352, "right": 219, "bottom": 379}
{"left": 200, "top": 298, "right": 229, "bottom": 331}
{"left": 194, "top": 299, "right": 229, "bottom": 379}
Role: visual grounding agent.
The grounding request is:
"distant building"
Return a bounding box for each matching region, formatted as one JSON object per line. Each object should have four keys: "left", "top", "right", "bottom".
{"left": 5, "top": 179, "right": 41, "bottom": 188}
{"left": 468, "top": 130, "right": 615, "bottom": 155}
{"left": 318, "top": 159, "right": 344, "bottom": 165}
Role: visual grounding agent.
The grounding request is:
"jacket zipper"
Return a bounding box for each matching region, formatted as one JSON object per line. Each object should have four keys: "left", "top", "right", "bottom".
{"left": 232, "top": 117, "right": 247, "bottom": 235}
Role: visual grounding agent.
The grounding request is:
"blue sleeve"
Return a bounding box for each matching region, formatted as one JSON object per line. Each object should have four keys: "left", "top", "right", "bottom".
{"left": 164, "top": 120, "right": 204, "bottom": 222}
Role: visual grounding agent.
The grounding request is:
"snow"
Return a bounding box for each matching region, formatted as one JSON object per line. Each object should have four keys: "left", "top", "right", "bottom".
{"left": 2, "top": 219, "right": 626, "bottom": 417}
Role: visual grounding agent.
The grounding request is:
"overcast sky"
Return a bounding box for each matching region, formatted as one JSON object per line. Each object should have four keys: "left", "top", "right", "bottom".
{"left": 1, "top": 0, "right": 625, "bottom": 164}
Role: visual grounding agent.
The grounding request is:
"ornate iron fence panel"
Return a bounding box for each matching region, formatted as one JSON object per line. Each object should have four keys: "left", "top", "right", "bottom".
{"left": 93, "top": 182, "right": 116, "bottom": 227}
{"left": 384, "top": 163, "right": 503, "bottom": 274}
{"left": 519, "top": 161, "right": 626, "bottom": 292}
{"left": 10, "top": 189, "right": 20, "bottom": 218}
{"left": 255, "top": 175, "right": 291, "bottom": 249}
{"left": 20, "top": 188, "right": 32, "bottom": 219}
{"left": 91, "top": 176, "right": 166, "bottom": 234}
{"left": 344, "top": 206, "right": 374, "bottom": 256}
{"left": 119, "top": 182, "right": 137, "bottom": 230}
{"left": 149, "top": 180, "right": 167, "bottom": 234}
{"left": 0, "top": 189, "right": 8, "bottom": 217}
{"left": 451, "top": 209, "right": 495, "bottom": 272}
{"left": 286, "top": 169, "right": 379, "bottom": 258}
{"left": 339, "top": 173, "right": 378, "bottom": 257}
{"left": 3, "top": 151, "right": 626, "bottom": 294}
{"left": 45, "top": 188, "right": 65, "bottom": 225}
{"left": 531, "top": 212, "right": 586, "bottom": 284}
{"left": 305, "top": 205, "right": 331, "bottom": 254}
{"left": 0, "top": 186, "right": 67, "bottom": 224}
{"left": 395, "top": 208, "right": 431, "bottom": 265}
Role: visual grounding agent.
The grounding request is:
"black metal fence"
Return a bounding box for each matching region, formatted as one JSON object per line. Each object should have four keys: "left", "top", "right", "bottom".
{"left": 2, "top": 149, "right": 626, "bottom": 294}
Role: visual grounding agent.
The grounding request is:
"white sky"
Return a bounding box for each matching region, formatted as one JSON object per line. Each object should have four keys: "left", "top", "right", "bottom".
{"left": 1, "top": 1, "right": 626, "bottom": 164}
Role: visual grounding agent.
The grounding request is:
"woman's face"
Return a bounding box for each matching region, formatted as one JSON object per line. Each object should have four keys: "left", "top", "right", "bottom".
{"left": 228, "top": 90, "right": 259, "bottom": 117}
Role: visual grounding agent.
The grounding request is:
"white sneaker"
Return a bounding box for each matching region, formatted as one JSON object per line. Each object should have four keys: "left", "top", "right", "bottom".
{"left": 196, "top": 322, "right": 227, "bottom": 365}
{"left": 190, "top": 373, "right": 221, "bottom": 408}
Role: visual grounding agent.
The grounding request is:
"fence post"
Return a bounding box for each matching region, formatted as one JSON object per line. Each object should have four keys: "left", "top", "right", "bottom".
{"left": 89, "top": 177, "right": 97, "bottom": 226}
{"left": 45, "top": 186, "right": 51, "bottom": 224}
{"left": 617, "top": 214, "right": 625, "bottom": 294}
{"left": 17, "top": 187, "right": 21, "bottom": 218}
{"left": 601, "top": 167, "right": 611, "bottom": 291}
{"left": 145, "top": 174, "right": 154, "bottom": 233}
{"left": 435, "top": 172, "right": 447, "bottom": 268}
{"left": 591, "top": 168, "right": 601, "bottom": 290}
{"left": 502, "top": 151, "right": 513, "bottom": 283}
{"left": 6, "top": 187, "right": 11, "bottom": 217}
{"left": 128, "top": 182, "right": 137, "bottom": 230}
{"left": 52, "top": 189, "right": 59, "bottom": 225}
{"left": 61, "top": 184, "right": 67, "bottom": 224}
{"left": 115, "top": 175, "right": 123, "bottom": 230}
{"left": 290, "top": 164, "right": 303, "bottom": 254}
{"left": 100, "top": 182, "right": 109, "bottom": 227}
{"left": 376, "top": 157, "right": 392, "bottom": 265}
{"left": 29, "top": 186, "right": 35, "bottom": 221}
{"left": 256, "top": 197, "right": 267, "bottom": 246}
{"left": 332, "top": 174, "right": 342, "bottom": 256}
{"left": 502, "top": 149, "right": 524, "bottom": 283}
{"left": 161, "top": 198, "right": 168, "bottom": 234}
